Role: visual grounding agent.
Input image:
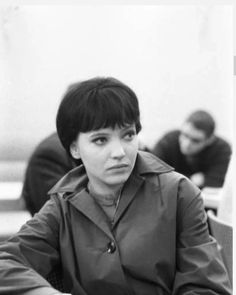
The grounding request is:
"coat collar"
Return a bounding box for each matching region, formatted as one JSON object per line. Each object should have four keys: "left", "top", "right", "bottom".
{"left": 48, "top": 151, "right": 172, "bottom": 195}
{"left": 48, "top": 151, "right": 173, "bottom": 195}
{"left": 135, "top": 151, "right": 173, "bottom": 175}
{"left": 48, "top": 152, "right": 173, "bottom": 238}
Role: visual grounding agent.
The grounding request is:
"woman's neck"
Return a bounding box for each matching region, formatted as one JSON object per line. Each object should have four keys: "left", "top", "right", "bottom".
{"left": 87, "top": 181, "right": 123, "bottom": 200}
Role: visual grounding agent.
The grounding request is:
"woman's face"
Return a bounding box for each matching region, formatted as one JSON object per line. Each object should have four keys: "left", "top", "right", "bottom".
{"left": 70, "top": 124, "right": 139, "bottom": 194}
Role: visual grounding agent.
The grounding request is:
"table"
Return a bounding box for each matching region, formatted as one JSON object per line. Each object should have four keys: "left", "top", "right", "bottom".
{"left": 0, "top": 181, "right": 23, "bottom": 200}
{"left": 0, "top": 181, "right": 30, "bottom": 241}
{"left": 0, "top": 181, "right": 25, "bottom": 211}
{"left": 0, "top": 211, "right": 31, "bottom": 241}
{"left": 201, "top": 187, "right": 222, "bottom": 210}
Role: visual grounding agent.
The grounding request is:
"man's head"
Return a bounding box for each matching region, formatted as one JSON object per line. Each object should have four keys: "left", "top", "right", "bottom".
{"left": 179, "top": 110, "right": 215, "bottom": 156}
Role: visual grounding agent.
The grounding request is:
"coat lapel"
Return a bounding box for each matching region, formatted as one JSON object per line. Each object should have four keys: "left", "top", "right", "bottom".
{"left": 68, "top": 189, "right": 114, "bottom": 240}
{"left": 113, "top": 173, "right": 144, "bottom": 227}
{"left": 49, "top": 151, "right": 173, "bottom": 236}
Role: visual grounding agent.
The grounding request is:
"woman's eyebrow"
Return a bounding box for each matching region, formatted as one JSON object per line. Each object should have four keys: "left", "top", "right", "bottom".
{"left": 89, "top": 131, "right": 110, "bottom": 137}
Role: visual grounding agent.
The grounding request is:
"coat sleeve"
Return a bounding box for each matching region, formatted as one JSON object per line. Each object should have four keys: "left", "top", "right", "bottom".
{"left": 0, "top": 196, "right": 63, "bottom": 295}
{"left": 172, "top": 178, "right": 232, "bottom": 295}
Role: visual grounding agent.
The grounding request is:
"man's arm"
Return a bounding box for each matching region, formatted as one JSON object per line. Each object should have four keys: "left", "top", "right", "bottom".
{"left": 202, "top": 140, "right": 231, "bottom": 187}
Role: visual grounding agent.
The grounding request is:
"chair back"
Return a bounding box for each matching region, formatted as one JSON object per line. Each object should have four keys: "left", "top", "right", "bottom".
{"left": 207, "top": 210, "right": 232, "bottom": 284}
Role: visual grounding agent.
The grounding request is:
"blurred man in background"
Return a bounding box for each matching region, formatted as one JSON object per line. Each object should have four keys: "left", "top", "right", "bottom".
{"left": 152, "top": 110, "right": 231, "bottom": 189}
{"left": 21, "top": 132, "right": 78, "bottom": 215}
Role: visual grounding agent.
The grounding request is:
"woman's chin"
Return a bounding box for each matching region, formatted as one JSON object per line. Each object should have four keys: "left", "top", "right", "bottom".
{"left": 105, "top": 174, "right": 130, "bottom": 187}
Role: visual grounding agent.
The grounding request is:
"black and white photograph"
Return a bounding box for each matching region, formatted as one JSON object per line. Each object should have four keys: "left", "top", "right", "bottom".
{"left": 0, "top": 1, "right": 234, "bottom": 294}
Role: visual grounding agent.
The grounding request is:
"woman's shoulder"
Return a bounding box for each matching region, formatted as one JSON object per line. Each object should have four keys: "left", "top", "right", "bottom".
{"left": 138, "top": 152, "right": 201, "bottom": 206}
{"left": 136, "top": 151, "right": 174, "bottom": 174}
{"left": 48, "top": 164, "right": 88, "bottom": 196}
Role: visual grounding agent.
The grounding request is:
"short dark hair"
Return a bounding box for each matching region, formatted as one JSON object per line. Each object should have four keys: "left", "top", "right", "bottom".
{"left": 56, "top": 77, "right": 142, "bottom": 155}
{"left": 185, "top": 110, "right": 215, "bottom": 138}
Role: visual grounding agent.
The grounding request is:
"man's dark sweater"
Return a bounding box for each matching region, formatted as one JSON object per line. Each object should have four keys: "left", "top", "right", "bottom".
{"left": 152, "top": 130, "right": 231, "bottom": 188}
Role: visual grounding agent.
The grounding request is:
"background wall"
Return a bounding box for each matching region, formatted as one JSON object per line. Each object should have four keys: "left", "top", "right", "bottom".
{"left": 0, "top": 4, "right": 234, "bottom": 163}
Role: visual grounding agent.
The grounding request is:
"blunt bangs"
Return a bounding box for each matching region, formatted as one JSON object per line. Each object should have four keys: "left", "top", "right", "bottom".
{"left": 79, "top": 87, "right": 141, "bottom": 132}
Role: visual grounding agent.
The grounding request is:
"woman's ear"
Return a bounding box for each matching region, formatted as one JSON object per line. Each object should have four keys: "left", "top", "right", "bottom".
{"left": 70, "top": 142, "right": 80, "bottom": 159}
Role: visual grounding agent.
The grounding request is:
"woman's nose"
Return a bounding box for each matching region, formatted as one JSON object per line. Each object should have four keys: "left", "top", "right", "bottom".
{"left": 111, "top": 140, "right": 125, "bottom": 159}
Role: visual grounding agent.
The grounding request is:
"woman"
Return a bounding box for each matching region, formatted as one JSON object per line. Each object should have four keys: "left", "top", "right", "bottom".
{"left": 0, "top": 77, "right": 231, "bottom": 294}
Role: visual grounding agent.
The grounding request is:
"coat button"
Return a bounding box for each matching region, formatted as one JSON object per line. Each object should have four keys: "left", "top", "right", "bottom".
{"left": 107, "top": 241, "right": 116, "bottom": 253}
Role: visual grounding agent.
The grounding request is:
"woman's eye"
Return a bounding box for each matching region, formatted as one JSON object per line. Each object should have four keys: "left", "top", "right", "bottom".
{"left": 124, "top": 131, "right": 136, "bottom": 140}
{"left": 93, "top": 137, "right": 107, "bottom": 145}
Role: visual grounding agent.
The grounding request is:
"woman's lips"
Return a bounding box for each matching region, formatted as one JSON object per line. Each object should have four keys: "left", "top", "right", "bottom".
{"left": 108, "top": 164, "right": 129, "bottom": 170}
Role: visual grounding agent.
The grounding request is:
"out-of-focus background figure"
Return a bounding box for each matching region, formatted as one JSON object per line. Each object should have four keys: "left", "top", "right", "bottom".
{"left": 21, "top": 132, "right": 77, "bottom": 216}
{"left": 151, "top": 110, "right": 231, "bottom": 189}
